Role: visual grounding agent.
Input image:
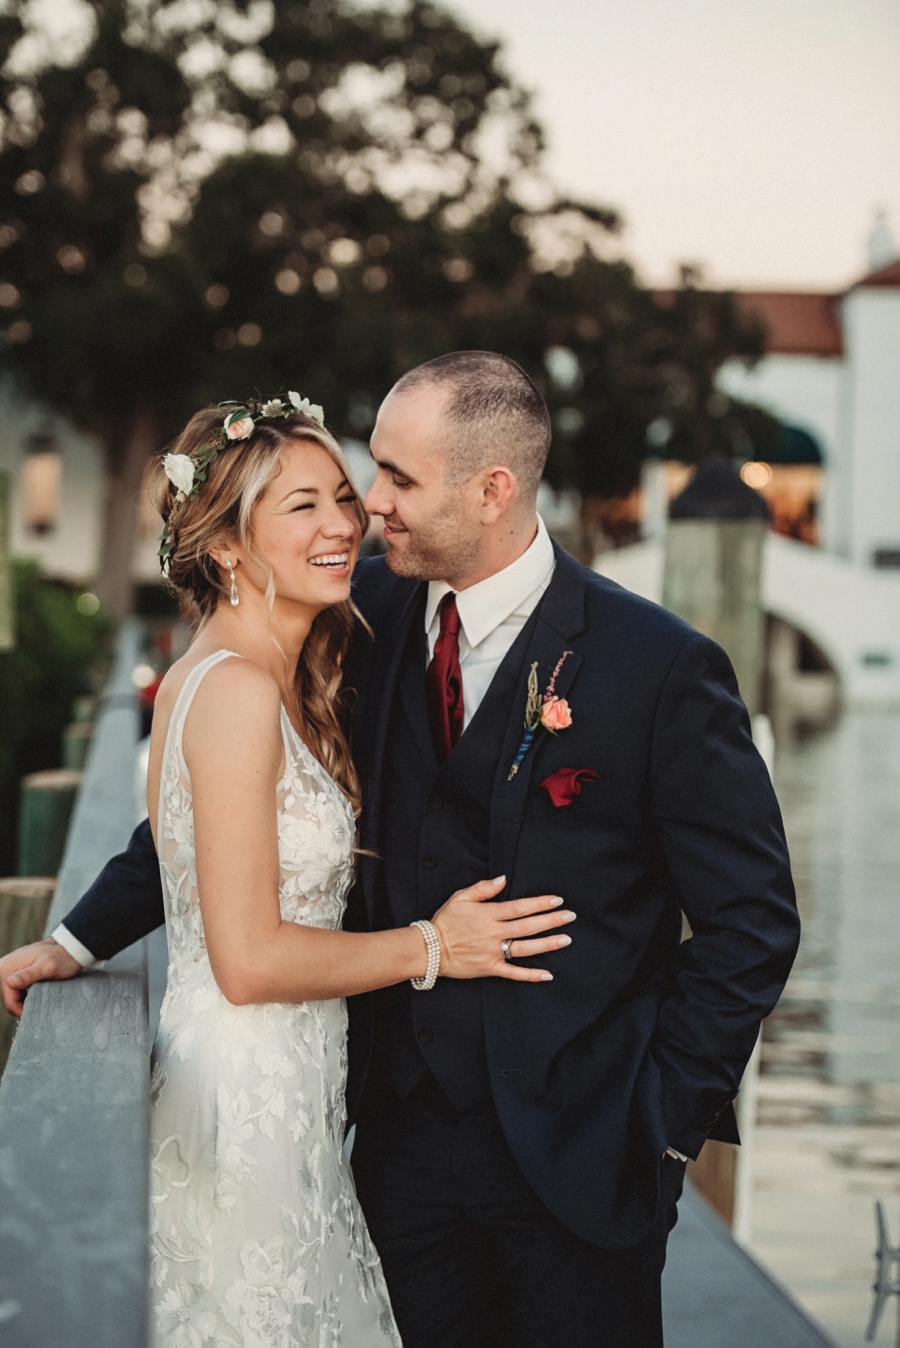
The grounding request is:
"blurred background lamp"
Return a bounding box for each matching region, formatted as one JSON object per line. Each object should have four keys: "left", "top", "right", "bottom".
{"left": 131, "top": 662, "right": 156, "bottom": 689}
{"left": 646, "top": 417, "right": 673, "bottom": 450}
{"left": 543, "top": 345, "right": 582, "bottom": 391}
{"left": 22, "top": 429, "right": 62, "bottom": 534}
{"left": 741, "top": 461, "right": 773, "bottom": 489}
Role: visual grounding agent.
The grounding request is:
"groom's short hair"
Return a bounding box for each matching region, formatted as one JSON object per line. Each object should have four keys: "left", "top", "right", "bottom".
{"left": 392, "top": 351, "right": 551, "bottom": 497}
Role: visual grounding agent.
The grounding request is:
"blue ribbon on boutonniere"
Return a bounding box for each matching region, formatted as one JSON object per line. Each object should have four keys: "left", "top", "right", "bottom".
{"left": 507, "top": 650, "right": 573, "bottom": 780}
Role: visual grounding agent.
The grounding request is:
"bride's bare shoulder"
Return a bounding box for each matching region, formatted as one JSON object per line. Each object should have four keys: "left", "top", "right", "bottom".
{"left": 183, "top": 655, "right": 282, "bottom": 755}
{"left": 195, "top": 654, "right": 280, "bottom": 709}
{"left": 154, "top": 653, "right": 281, "bottom": 751}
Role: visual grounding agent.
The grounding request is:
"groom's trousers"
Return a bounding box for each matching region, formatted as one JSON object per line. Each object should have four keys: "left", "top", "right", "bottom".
{"left": 352, "top": 1073, "right": 685, "bottom": 1348}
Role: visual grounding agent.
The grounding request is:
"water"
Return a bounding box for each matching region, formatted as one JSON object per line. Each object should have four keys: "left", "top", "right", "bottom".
{"left": 751, "top": 711, "right": 900, "bottom": 1346}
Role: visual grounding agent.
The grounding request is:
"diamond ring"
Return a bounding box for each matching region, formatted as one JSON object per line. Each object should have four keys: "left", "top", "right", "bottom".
{"left": 501, "top": 938, "right": 515, "bottom": 963}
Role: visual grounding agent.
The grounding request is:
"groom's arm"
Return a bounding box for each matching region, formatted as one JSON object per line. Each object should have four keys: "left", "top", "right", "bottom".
{"left": 648, "top": 632, "right": 800, "bottom": 1161}
{"left": 1, "top": 819, "right": 165, "bottom": 1015}
{"left": 54, "top": 817, "right": 165, "bottom": 964}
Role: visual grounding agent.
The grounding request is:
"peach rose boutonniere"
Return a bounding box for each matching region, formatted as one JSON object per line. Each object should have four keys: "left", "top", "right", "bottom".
{"left": 508, "top": 651, "right": 574, "bottom": 780}
{"left": 541, "top": 696, "right": 572, "bottom": 731}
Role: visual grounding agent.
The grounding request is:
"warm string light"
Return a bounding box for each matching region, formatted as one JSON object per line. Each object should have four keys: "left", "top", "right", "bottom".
{"left": 22, "top": 430, "right": 62, "bottom": 534}
{"left": 741, "top": 461, "right": 773, "bottom": 490}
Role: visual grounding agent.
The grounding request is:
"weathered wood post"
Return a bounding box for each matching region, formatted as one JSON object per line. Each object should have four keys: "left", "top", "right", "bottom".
{"left": 0, "top": 469, "right": 13, "bottom": 652}
{"left": 0, "top": 878, "right": 56, "bottom": 1076}
{"left": 662, "top": 454, "right": 769, "bottom": 1230}
{"left": 663, "top": 454, "right": 769, "bottom": 714}
{"left": 63, "top": 721, "right": 94, "bottom": 770}
{"left": 17, "top": 769, "right": 84, "bottom": 877}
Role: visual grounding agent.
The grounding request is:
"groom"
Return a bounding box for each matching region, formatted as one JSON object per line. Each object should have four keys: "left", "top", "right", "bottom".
{"left": 1, "top": 352, "right": 798, "bottom": 1347}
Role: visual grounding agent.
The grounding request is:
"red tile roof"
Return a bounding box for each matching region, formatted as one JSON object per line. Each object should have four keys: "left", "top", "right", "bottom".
{"left": 650, "top": 288, "right": 844, "bottom": 357}
{"left": 734, "top": 292, "right": 843, "bottom": 357}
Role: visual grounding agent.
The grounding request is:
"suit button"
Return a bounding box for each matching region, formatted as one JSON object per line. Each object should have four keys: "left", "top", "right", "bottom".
{"left": 423, "top": 855, "right": 438, "bottom": 869}
{"left": 429, "top": 795, "right": 443, "bottom": 811}
{"left": 418, "top": 1028, "right": 434, "bottom": 1045}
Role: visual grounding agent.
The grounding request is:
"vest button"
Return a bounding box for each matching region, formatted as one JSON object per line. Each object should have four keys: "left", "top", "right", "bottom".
{"left": 418, "top": 1028, "right": 434, "bottom": 1045}
{"left": 423, "top": 854, "right": 438, "bottom": 869}
{"left": 429, "top": 795, "right": 443, "bottom": 811}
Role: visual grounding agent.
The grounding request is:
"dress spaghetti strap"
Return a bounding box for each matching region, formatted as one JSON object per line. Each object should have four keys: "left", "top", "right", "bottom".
{"left": 156, "top": 649, "right": 241, "bottom": 841}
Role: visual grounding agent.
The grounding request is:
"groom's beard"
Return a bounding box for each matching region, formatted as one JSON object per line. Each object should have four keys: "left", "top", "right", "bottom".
{"left": 382, "top": 499, "right": 481, "bottom": 583}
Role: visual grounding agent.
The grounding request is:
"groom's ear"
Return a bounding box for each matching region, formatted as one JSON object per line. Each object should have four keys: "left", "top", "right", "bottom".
{"left": 478, "top": 465, "right": 517, "bottom": 522}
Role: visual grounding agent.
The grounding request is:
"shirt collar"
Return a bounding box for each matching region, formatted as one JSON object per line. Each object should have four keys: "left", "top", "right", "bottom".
{"left": 425, "top": 515, "right": 555, "bottom": 649}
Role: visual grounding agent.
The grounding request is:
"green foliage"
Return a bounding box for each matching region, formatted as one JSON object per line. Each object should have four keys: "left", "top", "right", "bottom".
{"left": 185, "top": 159, "right": 769, "bottom": 497}
{"left": 0, "top": 1, "right": 199, "bottom": 463}
{"left": 0, "top": 0, "right": 558, "bottom": 454}
{"left": 0, "top": 561, "right": 110, "bottom": 875}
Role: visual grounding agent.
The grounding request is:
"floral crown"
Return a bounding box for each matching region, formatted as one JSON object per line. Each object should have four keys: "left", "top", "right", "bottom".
{"left": 158, "top": 391, "right": 325, "bottom": 571}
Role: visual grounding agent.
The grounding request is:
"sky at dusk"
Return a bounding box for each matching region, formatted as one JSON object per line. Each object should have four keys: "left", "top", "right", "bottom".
{"left": 443, "top": 0, "right": 900, "bottom": 291}
{"left": 26, "top": 0, "right": 900, "bottom": 293}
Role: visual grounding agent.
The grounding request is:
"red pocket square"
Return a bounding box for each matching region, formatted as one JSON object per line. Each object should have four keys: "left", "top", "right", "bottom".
{"left": 539, "top": 768, "right": 600, "bottom": 808}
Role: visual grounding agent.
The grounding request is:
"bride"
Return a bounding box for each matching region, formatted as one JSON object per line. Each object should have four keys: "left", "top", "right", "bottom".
{"left": 145, "top": 395, "right": 567, "bottom": 1346}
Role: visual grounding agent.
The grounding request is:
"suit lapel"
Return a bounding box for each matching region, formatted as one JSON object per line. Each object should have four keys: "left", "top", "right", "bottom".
{"left": 359, "top": 581, "right": 425, "bottom": 851}
{"left": 489, "top": 545, "right": 589, "bottom": 881}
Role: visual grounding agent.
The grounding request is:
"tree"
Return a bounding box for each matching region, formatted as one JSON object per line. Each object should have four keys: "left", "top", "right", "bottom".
{"left": 0, "top": 0, "right": 771, "bottom": 608}
{"left": 0, "top": 0, "right": 585, "bottom": 610}
{"left": 0, "top": 2, "right": 201, "bottom": 613}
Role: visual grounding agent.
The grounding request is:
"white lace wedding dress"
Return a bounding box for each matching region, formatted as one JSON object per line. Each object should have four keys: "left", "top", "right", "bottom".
{"left": 148, "top": 650, "right": 401, "bottom": 1348}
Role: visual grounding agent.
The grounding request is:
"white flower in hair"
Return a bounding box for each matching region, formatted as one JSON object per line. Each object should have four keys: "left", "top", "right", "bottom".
{"left": 288, "top": 391, "right": 325, "bottom": 425}
{"left": 260, "top": 398, "right": 285, "bottom": 416}
{"left": 163, "top": 453, "right": 195, "bottom": 497}
{"left": 224, "top": 409, "right": 255, "bottom": 440}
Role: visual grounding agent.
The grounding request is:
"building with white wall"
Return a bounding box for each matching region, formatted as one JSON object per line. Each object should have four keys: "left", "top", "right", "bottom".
{"left": 0, "top": 379, "right": 160, "bottom": 589}
{"left": 718, "top": 258, "right": 900, "bottom": 567}
{"left": 839, "top": 266, "right": 900, "bottom": 567}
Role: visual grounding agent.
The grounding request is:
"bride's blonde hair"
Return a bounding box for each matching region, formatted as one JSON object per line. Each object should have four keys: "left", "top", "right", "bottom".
{"left": 152, "top": 405, "right": 369, "bottom": 814}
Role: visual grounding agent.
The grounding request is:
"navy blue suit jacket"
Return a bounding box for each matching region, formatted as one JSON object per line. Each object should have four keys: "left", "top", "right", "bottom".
{"left": 63, "top": 543, "right": 798, "bottom": 1246}
{"left": 343, "top": 545, "right": 798, "bottom": 1243}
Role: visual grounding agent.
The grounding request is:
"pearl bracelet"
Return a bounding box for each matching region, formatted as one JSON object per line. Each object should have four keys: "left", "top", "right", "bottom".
{"left": 410, "top": 919, "right": 441, "bottom": 991}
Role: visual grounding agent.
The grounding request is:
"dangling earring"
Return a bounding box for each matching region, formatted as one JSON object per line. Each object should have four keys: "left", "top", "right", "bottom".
{"left": 225, "top": 559, "right": 239, "bottom": 607}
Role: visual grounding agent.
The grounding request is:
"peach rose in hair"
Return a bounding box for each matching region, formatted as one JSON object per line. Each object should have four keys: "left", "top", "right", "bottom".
{"left": 223, "top": 412, "right": 253, "bottom": 439}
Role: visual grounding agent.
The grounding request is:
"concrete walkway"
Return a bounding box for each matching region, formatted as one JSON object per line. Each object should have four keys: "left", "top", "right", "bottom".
{"left": 664, "top": 1184, "right": 836, "bottom": 1347}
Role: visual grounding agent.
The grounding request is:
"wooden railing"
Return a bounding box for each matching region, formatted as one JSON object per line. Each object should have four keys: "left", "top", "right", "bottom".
{"left": 0, "top": 621, "right": 150, "bottom": 1348}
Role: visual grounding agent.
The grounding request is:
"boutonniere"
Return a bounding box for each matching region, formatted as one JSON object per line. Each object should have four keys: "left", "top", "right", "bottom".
{"left": 508, "top": 651, "right": 573, "bottom": 780}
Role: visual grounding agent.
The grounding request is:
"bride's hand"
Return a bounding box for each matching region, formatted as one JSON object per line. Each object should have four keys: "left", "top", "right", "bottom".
{"left": 430, "top": 876, "right": 575, "bottom": 982}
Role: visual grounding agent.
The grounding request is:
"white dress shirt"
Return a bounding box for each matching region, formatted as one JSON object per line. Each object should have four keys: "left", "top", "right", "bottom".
{"left": 52, "top": 924, "right": 101, "bottom": 968}
{"left": 425, "top": 515, "right": 556, "bottom": 729}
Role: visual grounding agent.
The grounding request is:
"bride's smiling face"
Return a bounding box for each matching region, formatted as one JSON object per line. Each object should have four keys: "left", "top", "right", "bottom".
{"left": 235, "top": 438, "right": 362, "bottom": 613}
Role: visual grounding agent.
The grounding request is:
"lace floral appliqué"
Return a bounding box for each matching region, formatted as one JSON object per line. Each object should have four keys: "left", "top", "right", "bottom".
{"left": 149, "top": 651, "right": 400, "bottom": 1347}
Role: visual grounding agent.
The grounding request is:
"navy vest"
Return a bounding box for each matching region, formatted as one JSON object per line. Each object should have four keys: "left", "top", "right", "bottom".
{"left": 372, "top": 595, "right": 541, "bottom": 1111}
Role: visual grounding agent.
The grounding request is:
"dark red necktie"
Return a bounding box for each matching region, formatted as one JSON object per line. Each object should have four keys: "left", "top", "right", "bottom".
{"left": 427, "top": 592, "right": 464, "bottom": 762}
